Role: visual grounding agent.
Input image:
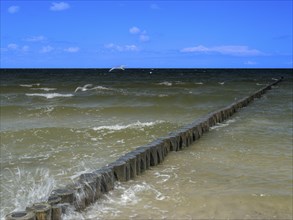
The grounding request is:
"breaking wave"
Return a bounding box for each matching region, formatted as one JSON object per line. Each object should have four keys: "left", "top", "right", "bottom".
{"left": 93, "top": 120, "right": 165, "bottom": 131}
{"left": 0, "top": 167, "right": 56, "bottom": 219}
{"left": 25, "top": 93, "right": 74, "bottom": 99}
{"left": 19, "top": 83, "right": 40, "bottom": 87}
{"left": 30, "top": 88, "right": 57, "bottom": 91}
{"left": 210, "top": 119, "right": 236, "bottom": 130}
{"left": 157, "top": 81, "right": 172, "bottom": 86}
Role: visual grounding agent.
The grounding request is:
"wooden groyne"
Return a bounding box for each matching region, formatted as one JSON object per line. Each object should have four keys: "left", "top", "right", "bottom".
{"left": 5, "top": 78, "right": 283, "bottom": 220}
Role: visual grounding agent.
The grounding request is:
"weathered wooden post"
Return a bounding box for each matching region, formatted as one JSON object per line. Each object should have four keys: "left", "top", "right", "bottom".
{"left": 132, "top": 148, "right": 147, "bottom": 173}
{"left": 26, "top": 203, "right": 51, "bottom": 220}
{"left": 107, "top": 160, "right": 129, "bottom": 182}
{"left": 66, "top": 182, "right": 86, "bottom": 211}
{"left": 121, "top": 153, "right": 137, "bottom": 179}
{"left": 51, "top": 188, "right": 75, "bottom": 205}
{"left": 94, "top": 167, "right": 115, "bottom": 193}
{"left": 79, "top": 172, "right": 101, "bottom": 205}
{"left": 5, "top": 211, "right": 36, "bottom": 220}
{"left": 47, "top": 195, "right": 62, "bottom": 220}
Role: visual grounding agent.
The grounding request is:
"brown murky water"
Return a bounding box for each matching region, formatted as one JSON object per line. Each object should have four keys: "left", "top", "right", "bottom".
{"left": 1, "top": 69, "right": 292, "bottom": 219}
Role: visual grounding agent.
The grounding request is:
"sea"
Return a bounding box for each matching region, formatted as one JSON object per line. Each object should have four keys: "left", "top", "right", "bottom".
{"left": 0, "top": 68, "right": 292, "bottom": 219}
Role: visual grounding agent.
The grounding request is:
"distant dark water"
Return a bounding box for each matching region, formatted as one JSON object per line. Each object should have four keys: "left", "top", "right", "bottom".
{"left": 1, "top": 68, "right": 291, "bottom": 82}
{"left": 0, "top": 68, "right": 292, "bottom": 219}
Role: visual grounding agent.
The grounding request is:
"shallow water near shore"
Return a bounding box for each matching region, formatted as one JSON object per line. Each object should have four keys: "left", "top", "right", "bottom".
{"left": 0, "top": 69, "right": 292, "bottom": 219}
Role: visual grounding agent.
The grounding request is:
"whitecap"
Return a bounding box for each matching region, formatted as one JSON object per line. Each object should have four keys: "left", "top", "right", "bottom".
{"left": 30, "top": 88, "right": 57, "bottom": 91}
{"left": 91, "top": 86, "right": 114, "bottom": 91}
{"left": 151, "top": 187, "right": 166, "bottom": 201}
{"left": 157, "top": 81, "right": 172, "bottom": 86}
{"left": 158, "top": 94, "right": 168, "bottom": 97}
{"left": 93, "top": 120, "right": 164, "bottom": 131}
{"left": 25, "top": 93, "right": 73, "bottom": 99}
{"left": 210, "top": 119, "right": 236, "bottom": 130}
{"left": 116, "top": 139, "right": 125, "bottom": 143}
{"left": 20, "top": 84, "right": 33, "bottom": 87}
{"left": 154, "top": 172, "right": 171, "bottom": 183}
{"left": 112, "top": 182, "right": 153, "bottom": 206}
{"left": 20, "top": 83, "right": 40, "bottom": 87}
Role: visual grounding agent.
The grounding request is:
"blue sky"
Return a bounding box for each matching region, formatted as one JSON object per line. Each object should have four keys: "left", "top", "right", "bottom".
{"left": 1, "top": 0, "right": 292, "bottom": 68}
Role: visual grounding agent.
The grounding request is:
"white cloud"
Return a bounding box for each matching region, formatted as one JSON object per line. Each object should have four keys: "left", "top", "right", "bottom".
{"left": 181, "top": 45, "right": 264, "bottom": 56}
{"left": 105, "top": 43, "right": 115, "bottom": 48}
{"left": 124, "top": 45, "right": 139, "bottom": 51}
{"left": 50, "top": 2, "right": 70, "bottom": 11}
{"left": 244, "top": 61, "right": 257, "bottom": 65}
{"left": 181, "top": 45, "right": 209, "bottom": 52}
{"left": 105, "top": 43, "right": 139, "bottom": 52}
{"left": 40, "top": 45, "right": 54, "bottom": 53}
{"left": 105, "top": 43, "right": 125, "bottom": 51}
{"left": 139, "top": 34, "right": 150, "bottom": 42}
{"left": 129, "top": 27, "right": 140, "bottom": 34}
{"left": 215, "top": 46, "right": 263, "bottom": 56}
{"left": 64, "top": 47, "right": 80, "bottom": 53}
{"left": 8, "top": 6, "right": 20, "bottom": 14}
{"left": 129, "top": 27, "right": 150, "bottom": 42}
{"left": 25, "top": 35, "right": 46, "bottom": 42}
{"left": 22, "top": 45, "right": 29, "bottom": 52}
{"left": 7, "top": 43, "right": 18, "bottom": 50}
{"left": 4, "top": 44, "right": 29, "bottom": 53}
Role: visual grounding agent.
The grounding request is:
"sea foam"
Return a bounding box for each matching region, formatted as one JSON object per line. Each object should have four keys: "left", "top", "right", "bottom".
{"left": 30, "top": 88, "right": 57, "bottom": 91}
{"left": 210, "top": 119, "right": 236, "bottom": 130}
{"left": 19, "top": 83, "right": 40, "bottom": 87}
{"left": 1, "top": 167, "right": 55, "bottom": 214}
{"left": 25, "top": 93, "right": 73, "bottom": 99}
{"left": 93, "top": 120, "right": 164, "bottom": 131}
{"left": 157, "top": 81, "right": 172, "bottom": 86}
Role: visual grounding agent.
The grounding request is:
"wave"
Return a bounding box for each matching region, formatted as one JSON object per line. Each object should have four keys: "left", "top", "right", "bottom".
{"left": 157, "top": 81, "right": 172, "bottom": 86}
{"left": 93, "top": 120, "right": 165, "bottom": 131}
{"left": 25, "top": 93, "right": 74, "bottom": 99}
{"left": 256, "top": 83, "right": 267, "bottom": 86}
{"left": 210, "top": 119, "right": 236, "bottom": 130}
{"left": 30, "top": 88, "right": 57, "bottom": 91}
{"left": 107, "top": 181, "right": 165, "bottom": 206}
{"left": 91, "top": 86, "right": 114, "bottom": 91}
{"left": 19, "top": 83, "right": 40, "bottom": 87}
{"left": 158, "top": 94, "right": 169, "bottom": 97}
{"left": 156, "top": 81, "right": 189, "bottom": 87}
{"left": 1, "top": 167, "right": 55, "bottom": 216}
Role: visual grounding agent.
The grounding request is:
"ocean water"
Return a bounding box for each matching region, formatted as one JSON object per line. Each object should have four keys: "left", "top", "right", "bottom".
{"left": 0, "top": 68, "right": 292, "bottom": 219}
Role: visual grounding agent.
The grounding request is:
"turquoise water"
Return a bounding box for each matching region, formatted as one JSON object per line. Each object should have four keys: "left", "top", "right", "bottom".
{"left": 0, "top": 69, "right": 292, "bottom": 219}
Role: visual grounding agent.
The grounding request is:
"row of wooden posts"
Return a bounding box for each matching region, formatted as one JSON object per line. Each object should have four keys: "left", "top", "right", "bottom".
{"left": 5, "top": 78, "right": 283, "bottom": 220}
